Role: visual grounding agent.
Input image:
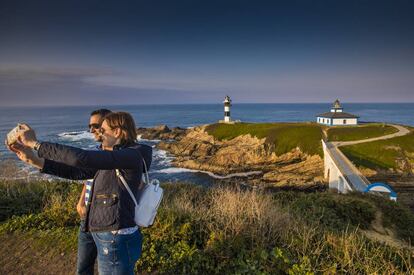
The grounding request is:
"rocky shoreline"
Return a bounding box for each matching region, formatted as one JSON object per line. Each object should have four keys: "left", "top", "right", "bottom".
{"left": 136, "top": 125, "right": 189, "bottom": 141}
{"left": 139, "top": 125, "right": 325, "bottom": 188}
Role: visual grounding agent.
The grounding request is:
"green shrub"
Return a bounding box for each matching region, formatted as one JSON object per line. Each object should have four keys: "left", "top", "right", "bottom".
{"left": 0, "top": 183, "right": 81, "bottom": 232}
{"left": 291, "top": 193, "right": 376, "bottom": 230}
{"left": 369, "top": 195, "right": 414, "bottom": 241}
{"left": 0, "top": 180, "right": 75, "bottom": 221}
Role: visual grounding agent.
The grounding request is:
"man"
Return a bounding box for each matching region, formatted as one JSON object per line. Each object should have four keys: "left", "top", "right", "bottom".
{"left": 76, "top": 108, "right": 111, "bottom": 275}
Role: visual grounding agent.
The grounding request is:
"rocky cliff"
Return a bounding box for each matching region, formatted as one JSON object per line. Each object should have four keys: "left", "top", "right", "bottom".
{"left": 137, "top": 125, "right": 188, "bottom": 140}
{"left": 154, "top": 125, "right": 324, "bottom": 188}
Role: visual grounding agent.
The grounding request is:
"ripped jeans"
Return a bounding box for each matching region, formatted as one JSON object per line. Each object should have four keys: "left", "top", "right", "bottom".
{"left": 91, "top": 230, "right": 142, "bottom": 275}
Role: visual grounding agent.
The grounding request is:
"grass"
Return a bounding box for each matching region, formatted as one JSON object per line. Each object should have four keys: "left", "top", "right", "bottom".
{"left": 340, "top": 130, "right": 414, "bottom": 171}
{"left": 327, "top": 123, "right": 398, "bottom": 142}
{"left": 0, "top": 180, "right": 77, "bottom": 222}
{"left": 205, "top": 122, "right": 323, "bottom": 157}
{"left": 1, "top": 180, "right": 413, "bottom": 274}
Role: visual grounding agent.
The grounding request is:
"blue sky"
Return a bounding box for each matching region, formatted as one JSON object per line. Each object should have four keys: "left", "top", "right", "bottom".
{"left": 1, "top": 0, "right": 414, "bottom": 106}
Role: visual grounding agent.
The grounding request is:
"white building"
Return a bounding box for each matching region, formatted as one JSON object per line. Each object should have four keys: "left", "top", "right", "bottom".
{"left": 316, "top": 99, "right": 359, "bottom": 126}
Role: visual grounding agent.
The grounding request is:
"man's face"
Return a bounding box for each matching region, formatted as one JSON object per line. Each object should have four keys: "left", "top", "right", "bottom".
{"left": 89, "top": 114, "right": 104, "bottom": 142}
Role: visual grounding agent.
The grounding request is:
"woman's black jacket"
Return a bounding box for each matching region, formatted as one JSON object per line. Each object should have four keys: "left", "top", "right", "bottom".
{"left": 38, "top": 141, "right": 152, "bottom": 232}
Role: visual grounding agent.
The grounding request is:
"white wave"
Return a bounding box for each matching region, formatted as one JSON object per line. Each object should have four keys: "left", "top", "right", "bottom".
{"left": 137, "top": 135, "right": 161, "bottom": 143}
{"left": 58, "top": 131, "right": 93, "bottom": 141}
{"left": 153, "top": 149, "right": 174, "bottom": 166}
{"left": 154, "top": 167, "right": 197, "bottom": 174}
{"left": 153, "top": 165, "right": 262, "bottom": 179}
{"left": 201, "top": 170, "right": 262, "bottom": 179}
{"left": 153, "top": 149, "right": 168, "bottom": 158}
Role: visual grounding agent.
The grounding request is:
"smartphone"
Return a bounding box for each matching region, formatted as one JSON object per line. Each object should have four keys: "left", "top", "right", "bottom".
{"left": 6, "top": 124, "right": 23, "bottom": 145}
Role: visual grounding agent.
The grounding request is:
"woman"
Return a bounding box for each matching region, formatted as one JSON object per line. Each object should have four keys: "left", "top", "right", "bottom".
{"left": 8, "top": 112, "right": 152, "bottom": 275}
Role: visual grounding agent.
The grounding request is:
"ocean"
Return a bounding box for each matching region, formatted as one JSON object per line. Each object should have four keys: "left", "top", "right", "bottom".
{"left": 1, "top": 103, "right": 413, "bottom": 184}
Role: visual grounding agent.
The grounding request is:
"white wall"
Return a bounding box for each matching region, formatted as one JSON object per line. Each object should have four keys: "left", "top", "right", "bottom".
{"left": 332, "top": 118, "right": 358, "bottom": 125}
{"left": 322, "top": 140, "right": 353, "bottom": 193}
{"left": 317, "top": 116, "right": 332, "bottom": 125}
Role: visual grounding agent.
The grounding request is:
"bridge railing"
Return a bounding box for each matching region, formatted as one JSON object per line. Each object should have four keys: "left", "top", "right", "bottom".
{"left": 333, "top": 145, "right": 371, "bottom": 187}
{"left": 322, "top": 139, "right": 368, "bottom": 192}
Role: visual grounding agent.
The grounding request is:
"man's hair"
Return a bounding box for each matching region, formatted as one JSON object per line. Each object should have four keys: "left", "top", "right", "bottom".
{"left": 90, "top": 109, "right": 112, "bottom": 117}
{"left": 104, "top": 112, "right": 137, "bottom": 145}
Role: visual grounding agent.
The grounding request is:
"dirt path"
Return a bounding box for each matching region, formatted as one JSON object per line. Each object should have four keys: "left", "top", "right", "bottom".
{"left": 0, "top": 233, "right": 77, "bottom": 275}
{"left": 332, "top": 124, "right": 410, "bottom": 147}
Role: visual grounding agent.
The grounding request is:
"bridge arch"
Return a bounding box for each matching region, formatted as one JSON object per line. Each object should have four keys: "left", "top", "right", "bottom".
{"left": 364, "top": 183, "right": 397, "bottom": 201}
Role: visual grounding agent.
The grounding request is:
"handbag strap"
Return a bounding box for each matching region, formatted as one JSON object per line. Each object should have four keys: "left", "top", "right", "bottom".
{"left": 116, "top": 169, "right": 139, "bottom": 207}
{"left": 142, "top": 158, "right": 150, "bottom": 185}
{"left": 116, "top": 155, "right": 150, "bottom": 207}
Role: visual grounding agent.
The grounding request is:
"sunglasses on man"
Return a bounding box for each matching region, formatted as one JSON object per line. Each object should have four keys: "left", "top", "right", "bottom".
{"left": 88, "top": 123, "right": 101, "bottom": 130}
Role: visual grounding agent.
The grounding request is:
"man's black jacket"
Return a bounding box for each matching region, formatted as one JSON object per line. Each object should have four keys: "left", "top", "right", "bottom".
{"left": 38, "top": 141, "right": 152, "bottom": 232}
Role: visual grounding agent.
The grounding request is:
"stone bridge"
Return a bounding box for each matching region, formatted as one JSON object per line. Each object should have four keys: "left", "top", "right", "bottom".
{"left": 322, "top": 139, "right": 369, "bottom": 193}
{"left": 322, "top": 124, "right": 409, "bottom": 193}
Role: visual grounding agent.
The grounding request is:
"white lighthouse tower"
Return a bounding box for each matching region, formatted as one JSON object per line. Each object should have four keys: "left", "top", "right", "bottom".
{"left": 223, "top": 95, "right": 231, "bottom": 123}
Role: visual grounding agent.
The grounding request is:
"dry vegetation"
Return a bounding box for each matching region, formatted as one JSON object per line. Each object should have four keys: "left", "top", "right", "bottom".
{"left": 1, "top": 180, "right": 413, "bottom": 274}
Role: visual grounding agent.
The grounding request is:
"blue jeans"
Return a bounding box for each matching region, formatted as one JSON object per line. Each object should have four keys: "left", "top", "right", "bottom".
{"left": 77, "top": 220, "right": 97, "bottom": 275}
{"left": 92, "top": 229, "right": 143, "bottom": 275}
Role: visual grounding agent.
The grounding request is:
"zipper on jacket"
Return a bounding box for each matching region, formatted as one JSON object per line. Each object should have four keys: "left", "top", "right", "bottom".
{"left": 96, "top": 194, "right": 118, "bottom": 199}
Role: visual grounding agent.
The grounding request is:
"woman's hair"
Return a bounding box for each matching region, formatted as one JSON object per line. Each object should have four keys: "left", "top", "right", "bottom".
{"left": 104, "top": 112, "right": 137, "bottom": 145}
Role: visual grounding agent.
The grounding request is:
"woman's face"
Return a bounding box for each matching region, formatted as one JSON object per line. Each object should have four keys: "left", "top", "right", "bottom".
{"left": 99, "top": 120, "right": 121, "bottom": 149}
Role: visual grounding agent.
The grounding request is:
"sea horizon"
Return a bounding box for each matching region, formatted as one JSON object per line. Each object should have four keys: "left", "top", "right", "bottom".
{"left": 1, "top": 101, "right": 414, "bottom": 108}
{"left": 1, "top": 102, "right": 413, "bottom": 185}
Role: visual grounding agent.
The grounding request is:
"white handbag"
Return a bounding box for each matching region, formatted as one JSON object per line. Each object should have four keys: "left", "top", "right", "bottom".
{"left": 116, "top": 159, "right": 163, "bottom": 227}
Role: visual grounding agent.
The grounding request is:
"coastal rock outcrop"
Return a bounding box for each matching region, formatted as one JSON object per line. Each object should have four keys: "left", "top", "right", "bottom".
{"left": 262, "top": 155, "right": 324, "bottom": 187}
{"left": 136, "top": 125, "right": 188, "bottom": 140}
{"left": 157, "top": 125, "right": 324, "bottom": 187}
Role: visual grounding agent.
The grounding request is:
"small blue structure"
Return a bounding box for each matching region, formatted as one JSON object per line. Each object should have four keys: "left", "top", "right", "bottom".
{"left": 364, "top": 182, "right": 397, "bottom": 201}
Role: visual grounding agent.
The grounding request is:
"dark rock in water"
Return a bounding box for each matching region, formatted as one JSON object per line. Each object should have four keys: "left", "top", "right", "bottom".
{"left": 136, "top": 125, "right": 188, "bottom": 140}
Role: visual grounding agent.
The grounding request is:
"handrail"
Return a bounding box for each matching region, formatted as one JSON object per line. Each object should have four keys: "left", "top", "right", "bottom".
{"left": 322, "top": 140, "right": 369, "bottom": 192}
